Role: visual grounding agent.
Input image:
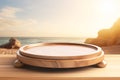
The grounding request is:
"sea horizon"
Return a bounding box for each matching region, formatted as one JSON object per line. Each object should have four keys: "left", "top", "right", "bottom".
{"left": 0, "top": 37, "right": 87, "bottom": 46}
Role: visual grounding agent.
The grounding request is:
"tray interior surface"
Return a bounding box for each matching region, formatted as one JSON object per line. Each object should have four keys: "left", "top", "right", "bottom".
{"left": 25, "top": 45, "right": 96, "bottom": 56}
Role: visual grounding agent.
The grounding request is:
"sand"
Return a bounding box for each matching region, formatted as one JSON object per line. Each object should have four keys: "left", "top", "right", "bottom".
{"left": 0, "top": 48, "right": 18, "bottom": 55}
{"left": 102, "top": 45, "right": 120, "bottom": 54}
{"left": 0, "top": 45, "right": 120, "bottom": 55}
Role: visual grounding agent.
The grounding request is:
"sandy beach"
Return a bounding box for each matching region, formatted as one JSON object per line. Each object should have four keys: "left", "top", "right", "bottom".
{"left": 102, "top": 45, "right": 120, "bottom": 54}
{"left": 0, "top": 48, "right": 18, "bottom": 55}
{"left": 0, "top": 45, "right": 120, "bottom": 55}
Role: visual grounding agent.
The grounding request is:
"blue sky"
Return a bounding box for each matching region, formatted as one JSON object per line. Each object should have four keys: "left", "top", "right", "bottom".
{"left": 0, "top": 0, "right": 120, "bottom": 37}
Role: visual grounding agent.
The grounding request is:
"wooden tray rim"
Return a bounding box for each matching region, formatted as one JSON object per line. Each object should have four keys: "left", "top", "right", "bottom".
{"left": 17, "top": 51, "right": 104, "bottom": 68}
{"left": 19, "top": 42, "right": 103, "bottom": 60}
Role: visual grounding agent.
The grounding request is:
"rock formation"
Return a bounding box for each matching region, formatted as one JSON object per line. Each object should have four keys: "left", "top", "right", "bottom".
{"left": 0, "top": 37, "right": 21, "bottom": 49}
{"left": 85, "top": 19, "right": 120, "bottom": 46}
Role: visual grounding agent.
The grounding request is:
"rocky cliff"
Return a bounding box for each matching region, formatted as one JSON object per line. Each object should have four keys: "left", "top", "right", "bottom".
{"left": 85, "top": 19, "right": 120, "bottom": 46}
{"left": 0, "top": 37, "right": 21, "bottom": 49}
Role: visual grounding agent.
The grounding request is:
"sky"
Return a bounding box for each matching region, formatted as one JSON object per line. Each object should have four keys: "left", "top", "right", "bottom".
{"left": 0, "top": 0, "right": 120, "bottom": 37}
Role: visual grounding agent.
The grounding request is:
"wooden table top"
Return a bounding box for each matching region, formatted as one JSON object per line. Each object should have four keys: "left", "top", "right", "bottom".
{"left": 0, "top": 54, "right": 120, "bottom": 80}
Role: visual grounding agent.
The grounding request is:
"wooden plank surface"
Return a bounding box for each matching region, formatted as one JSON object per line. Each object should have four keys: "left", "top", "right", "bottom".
{"left": 0, "top": 54, "right": 120, "bottom": 80}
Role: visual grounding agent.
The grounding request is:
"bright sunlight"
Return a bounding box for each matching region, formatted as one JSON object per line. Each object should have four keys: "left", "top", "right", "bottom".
{"left": 97, "top": 0, "right": 120, "bottom": 29}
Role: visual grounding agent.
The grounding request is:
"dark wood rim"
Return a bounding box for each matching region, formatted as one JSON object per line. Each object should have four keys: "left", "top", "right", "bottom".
{"left": 18, "top": 42, "right": 103, "bottom": 60}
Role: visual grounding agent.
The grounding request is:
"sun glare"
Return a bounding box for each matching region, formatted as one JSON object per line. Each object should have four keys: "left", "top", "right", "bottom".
{"left": 100, "top": 0, "right": 117, "bottom": 15}
{"left": 96, "top": 0, "right": 120, "bottom": 30}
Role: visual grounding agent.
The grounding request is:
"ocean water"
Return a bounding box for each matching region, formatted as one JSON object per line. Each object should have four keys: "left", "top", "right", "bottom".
{"left": 0, "top": 37, "right": 86, "bottom": 46}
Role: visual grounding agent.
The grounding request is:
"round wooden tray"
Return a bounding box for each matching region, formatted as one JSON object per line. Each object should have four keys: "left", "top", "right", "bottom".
{"left": 19, "top": 43, "right": 102, "bottom": 60}
{"left": 14, "top": 43, "right": 107, "bottom": 68}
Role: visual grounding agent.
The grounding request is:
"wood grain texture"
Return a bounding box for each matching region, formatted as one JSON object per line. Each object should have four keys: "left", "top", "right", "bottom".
{"left": 16, "top": 51, "right": 104, "bottom": 68}
{"left": 16, "top": 43, "right": 104, "bottom": 68}
{"left": 0, "top": 55, "right": 120, "bottom": 80}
